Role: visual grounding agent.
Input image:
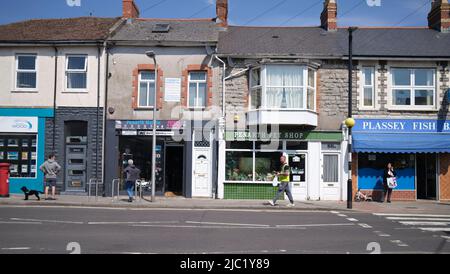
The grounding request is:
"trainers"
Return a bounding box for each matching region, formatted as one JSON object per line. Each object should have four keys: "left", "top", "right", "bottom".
{"left": 286, "top": 203, "right": 295, "bottom": 207}
{"left": 268, "top": 200, "right": 275, "bottom": 206}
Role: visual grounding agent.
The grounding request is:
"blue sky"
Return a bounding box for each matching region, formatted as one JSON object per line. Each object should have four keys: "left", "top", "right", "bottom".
{"left": 0, "top": 0, "right": 432, "bottom": 27}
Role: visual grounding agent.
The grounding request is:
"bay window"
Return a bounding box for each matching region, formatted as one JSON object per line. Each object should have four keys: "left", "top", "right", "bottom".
{"left": 391, "top": 68, "right": 435, "bottom": 108}
{"left": 249, "top": 65, "right": 316, "bottom": 111}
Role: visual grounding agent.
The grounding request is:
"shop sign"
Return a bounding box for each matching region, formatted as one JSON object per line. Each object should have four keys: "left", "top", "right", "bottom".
{"left": 138, "top": 131, "right": 175, "bottom": 136}
{"left": 0, "top": 117, "right": 38, "bottom": 133}
{"left": 354, "top": 119, "right": 450, "bottom": 134}
{"left": 225, "top": 131, "right": 342, "bottom": 141}
{"left": 115, "top": 120, "right": 185, "bottom": 130}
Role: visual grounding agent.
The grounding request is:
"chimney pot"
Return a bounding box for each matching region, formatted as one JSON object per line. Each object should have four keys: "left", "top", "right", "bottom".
{"left": 216, "top": 0, "right": 228, "bottom": 27}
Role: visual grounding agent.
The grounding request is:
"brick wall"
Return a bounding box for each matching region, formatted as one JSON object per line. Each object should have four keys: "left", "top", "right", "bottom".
{"left": 440, "top": 153, "right": 450, "bottom": 200}
{"left": 359, "top": 190, "right": 416, "bottom": 201}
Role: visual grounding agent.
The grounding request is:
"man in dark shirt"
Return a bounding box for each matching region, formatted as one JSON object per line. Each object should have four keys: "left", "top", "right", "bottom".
{"left": 123, "top": 159, "right": 141, "bottom": 202}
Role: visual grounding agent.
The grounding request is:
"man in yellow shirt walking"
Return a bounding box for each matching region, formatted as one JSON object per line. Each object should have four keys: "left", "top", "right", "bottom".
{"left": 269, "top": 154, "right": 295, "bottom": 207}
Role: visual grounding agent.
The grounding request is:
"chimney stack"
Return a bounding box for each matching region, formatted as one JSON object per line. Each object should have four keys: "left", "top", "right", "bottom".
{"left": 123, "top": 0, "right": 140, "bottom": 19}
{"left": 428, "top": 0, "right": 450, "bottom": 32}
{"left": 216, "top": 0, "right": 228, "bottom": 27}
{"left": 321, "top": 0, "right": 337, "bottom": 31}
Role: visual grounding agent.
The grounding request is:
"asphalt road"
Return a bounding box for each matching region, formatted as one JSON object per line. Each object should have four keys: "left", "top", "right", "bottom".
{"left": 0, "top": 205, "right": 449, "bottom": 254}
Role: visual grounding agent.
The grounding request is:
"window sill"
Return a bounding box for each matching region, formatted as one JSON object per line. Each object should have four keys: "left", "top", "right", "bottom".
{"left": 386, "top": 106, "right": 437, "bottom": 112}
{"left": 62, "top": 90, "right": 89, "bottom": 93}
{"left": 134, "top": 107, "right": 158, "bottom": 111}
{"left": 11, "top": 89, "right": 38, "bottom": 93}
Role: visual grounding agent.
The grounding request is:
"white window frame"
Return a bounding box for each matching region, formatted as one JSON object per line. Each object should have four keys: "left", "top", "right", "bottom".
{"left": 15, "top": 54, "right": 38, "bottom": 92}
{"left": 137, "top": 70, "right": 156, "bottom": 108}
{"left": 188, "top": 71, "right": 208, "bottom": 109}
{"left": 65, "top": 54, "right": 88, "bottom": 92}
{"left": 249, "top": 67, "right": 262, "bottom": 110}
{"left": 388, "top": 67, "right": 436, "bottom": 110}
{"left": 249, "top": 64, "right": 316, "bottom": 112}
{"left": 360, "top": 66, "right": 375, "bottom": 109}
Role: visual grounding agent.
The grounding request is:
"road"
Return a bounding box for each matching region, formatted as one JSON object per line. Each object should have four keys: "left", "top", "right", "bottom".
{"left": 0, "top": 205, "right": 449, "bottom": 254}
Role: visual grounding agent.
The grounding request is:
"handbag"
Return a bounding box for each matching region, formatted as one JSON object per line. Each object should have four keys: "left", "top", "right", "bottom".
{"left": 387, "top": 177, "right": 397, "bottom": 189}
{"left": 272, "top": 176, "right": 279, "bottom": 187}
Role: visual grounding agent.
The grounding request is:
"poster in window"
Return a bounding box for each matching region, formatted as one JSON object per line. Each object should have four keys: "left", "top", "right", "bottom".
{"left": 31, "top": 139, "right": 36, "bottom": 147}
{"left": 21, "top": 165, "right": 28, "bottom": 174}
{"left": 0, "top": 151, "right": 3, "bottom": 159}
{"left": 0, "top": 139, "right": 4, "bottom": 147}
{"left": 10, "top": 164, "right": 18, "bottom": 173}
{"left": 22, "top": 139, "right": 29, "bottom": 147}
{"left": 31, "top": 165, "right": 36, "bottom": 173}
{"left": 21, "top": 152, "right": 28, "bottom": 160}
{"left": 7, "top": 139, "right": 18, "bottom": 147}
{"left": 8, "top": 151, "right": 18, "bottom": 160}
{"left": 31, "top": 152, "right": 36, "bottom": 160}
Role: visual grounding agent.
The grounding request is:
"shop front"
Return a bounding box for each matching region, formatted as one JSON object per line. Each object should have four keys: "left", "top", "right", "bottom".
{"left": 353, "top": 118, "right": 450, "bottom": 201}
{"left": 0, "top": 108, "right": 53, "bottom": 193}
{"left": 105, "top": 119, "right": 216, "bottom": 198}
{"left": 219, "top": 130, "right": 344, "bottom": 201}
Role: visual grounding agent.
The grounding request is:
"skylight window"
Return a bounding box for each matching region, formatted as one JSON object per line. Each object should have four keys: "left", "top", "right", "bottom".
{"left": 152, "top": 24, "right": 170, "bottom": 33}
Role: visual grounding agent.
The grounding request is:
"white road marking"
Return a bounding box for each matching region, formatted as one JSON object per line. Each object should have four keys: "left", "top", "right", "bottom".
{"left": 337, "top": 214, "right": 348, "bottom": 217}
{"left": 441, "top": 236, "right": 450, "bottom": 239}
{"left": 275, "top": 223, "right": 355, "bottom": 228}
{"left": 346, "top": 218, "right": 358, "bottom": 222}
{"left": 10, "top": 218, "right": 83, "bottom": 224}
{"left": 387, "top": 217, "right": 450, "bottom": 221}
{"left": 88, "top": 221, "right": 179, "bottom": 225}
{"left": 374, "top": 213, "right": 450, "bottom": 218}
{"left": 186, "top": 221, "right": 269, "bottom": 227}
{"left": 398, "top": 244, "right": 409, "bottom": 247}
{"left": 0, "top": 221, "right": 42, "bottom": 224}
{"left": 419, "top": 227, "right": 450, "bottom": 232}
{"left": 132, "top": 224, "right": 306, "bottom": 230}
{"left": 358, "top": 223, "right": 372, "bottom": 228}
{"left": 1, "top": 247, "right": 31, "bottom": 250}
{"left": 399, "top": 221, "right": 450, "bottom": 226}
{"left": 330, "top": 211, "right": 340, "bottom": 214}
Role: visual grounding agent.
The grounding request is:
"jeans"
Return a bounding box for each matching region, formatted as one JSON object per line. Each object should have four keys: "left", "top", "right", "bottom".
{"left": 273, "top": 182, "right": 294, "bottom": 204}
{"left": 125, "top": 180, "right": 134, "bottom": 198}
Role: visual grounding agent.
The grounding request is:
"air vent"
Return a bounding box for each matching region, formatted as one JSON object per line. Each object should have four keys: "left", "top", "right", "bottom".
{"left": 152, "top": 23, "right": 170, "bottom": 33}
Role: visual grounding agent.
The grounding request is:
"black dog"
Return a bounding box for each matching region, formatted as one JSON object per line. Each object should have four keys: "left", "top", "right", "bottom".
{"left": 20, "top": 186, "right": 44, "bottom": 201}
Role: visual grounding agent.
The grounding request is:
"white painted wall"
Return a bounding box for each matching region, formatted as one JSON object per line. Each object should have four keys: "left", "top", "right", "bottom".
{"left": 307, "top": 141, "right": 321, "bottom": 200}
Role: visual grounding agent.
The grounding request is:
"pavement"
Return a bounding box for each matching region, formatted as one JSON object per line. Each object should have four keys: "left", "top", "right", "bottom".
{"left": 0, "top": 193, "right": 449, "bottom": 214}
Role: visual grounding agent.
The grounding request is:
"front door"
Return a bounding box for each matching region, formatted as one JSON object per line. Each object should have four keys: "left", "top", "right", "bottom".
{"left": 192, "top": 148, "right": 211, "bottom": 197}
{"left": 289, "top": 154, "right": 307, "bottom": 200}
{"left": 320, "top": 153, "right": 340, "bottom": 200}
{"left": 417, "top": 154, "right": 437, "bottom": 200}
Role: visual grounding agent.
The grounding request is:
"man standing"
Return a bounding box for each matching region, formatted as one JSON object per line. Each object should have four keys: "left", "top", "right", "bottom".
{"left": 39, "top": 154, "right": 61, "bottom": 200}
{"left": 123, "top": 159, "right": 141, "bottom": 203}
{"left": 269, "top": 154, "right": 295, "bottom": 207}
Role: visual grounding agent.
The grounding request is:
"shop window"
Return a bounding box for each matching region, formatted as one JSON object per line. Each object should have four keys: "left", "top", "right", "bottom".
{"left": 16, "top": 54, "right": 37, "bottom": 90}
{"left": 286, "top": 141, "right": 308, "bottom": 150}
{"left": 390, "top": 68, "right": 435, "bottom": 108}
{"left": 66, "top": 55, "right": 87, "bottom": 90}
{"left": 226, "top": 151, "right": 253, "bottom": 181}
{"left": 255, "top": 152, "right": 281, "bottom": 181}
{"left": 0, "top": 135, "right": 37, "bottom": 178}
{"left": 255, "top": 140, "right": 282, "bottom": 150}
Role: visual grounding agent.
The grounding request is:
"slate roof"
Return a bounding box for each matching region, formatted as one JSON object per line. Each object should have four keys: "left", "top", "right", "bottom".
{"left": 218, "top": 26, "right": 450, "bottom": 58}
{"left": 110, "top": 19, "right": 221, "bottom": 43}
{"left": 0, "top": 17, "right": 120, "bottom": 42}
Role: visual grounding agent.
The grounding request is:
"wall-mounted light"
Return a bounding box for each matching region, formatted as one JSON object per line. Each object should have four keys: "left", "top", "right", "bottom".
{"left": 108, "top": 107, "right": 115, "bottom": 115}
{"left": 233, "top": 114, "right": 239, "bottom": 123}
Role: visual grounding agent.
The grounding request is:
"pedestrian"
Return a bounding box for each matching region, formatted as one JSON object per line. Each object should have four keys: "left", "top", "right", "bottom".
{"left": 123, "top": 159, "right": 141, "bottom": 203}
{"left": 382, "top": 162, "right": 396, "bottom": 203}
{"left": 268, "top": 154, "right": 295, "bottom": 207}
{"left": 39, "top": 154, "right": 61, "bottom": 200}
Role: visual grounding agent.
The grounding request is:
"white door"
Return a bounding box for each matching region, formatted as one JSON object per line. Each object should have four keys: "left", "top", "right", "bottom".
{"left": 192, "top": 148, "right": 211, "bottom": 197}
{"left": 289, "top": 154, "right": 307, "bottom": 200}
{"left": 321, "top": 153, "right": 340, "bottom": 200}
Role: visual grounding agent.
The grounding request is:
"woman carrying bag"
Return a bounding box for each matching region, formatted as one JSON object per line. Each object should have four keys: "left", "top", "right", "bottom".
{"left": 383, "top": 162, "right": 397, "bottom": 203}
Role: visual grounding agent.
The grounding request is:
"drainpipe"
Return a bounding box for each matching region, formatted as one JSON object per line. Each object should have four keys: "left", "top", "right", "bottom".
{"left": 214, "top": 55, "right": 227, "bottom": 118}
{"left": 52, "top": 46, "right": 58, "bottom": 152}
{"left": 96, "top": 45, "right": 101, "bottom": 191}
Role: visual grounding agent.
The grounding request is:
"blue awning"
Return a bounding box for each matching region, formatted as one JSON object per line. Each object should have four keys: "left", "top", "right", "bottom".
{"left": 353, "top": 133, "right": 450, "bottom": 153}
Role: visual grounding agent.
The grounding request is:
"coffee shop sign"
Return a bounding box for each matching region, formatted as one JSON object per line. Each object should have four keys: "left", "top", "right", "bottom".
{"left": 354, "top": 119, "right": 450, "bottom": 133}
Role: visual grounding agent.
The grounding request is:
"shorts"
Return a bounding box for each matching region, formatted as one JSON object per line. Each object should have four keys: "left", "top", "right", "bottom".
{"left": 45, "top": 178, "right": 57, "bottom": 187}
